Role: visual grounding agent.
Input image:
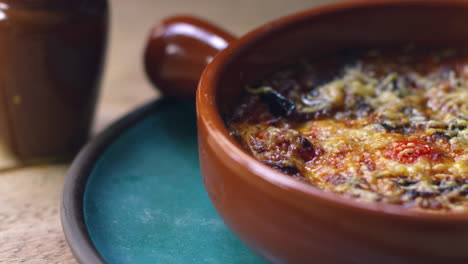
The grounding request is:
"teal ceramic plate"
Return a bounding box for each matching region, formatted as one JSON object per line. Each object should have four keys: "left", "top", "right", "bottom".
{"left": 61, "top": 99, "right": 266, "bottom": 264}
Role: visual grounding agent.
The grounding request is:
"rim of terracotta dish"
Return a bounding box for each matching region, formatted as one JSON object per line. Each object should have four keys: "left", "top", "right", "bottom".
{"left": 197, "top": 0, "right": 468, "bottom": 222}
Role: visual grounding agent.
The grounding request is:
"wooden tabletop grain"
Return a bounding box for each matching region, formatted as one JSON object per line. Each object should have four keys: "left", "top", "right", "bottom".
{"left": 0, "top": 0, "right": 338, "bottom": 263}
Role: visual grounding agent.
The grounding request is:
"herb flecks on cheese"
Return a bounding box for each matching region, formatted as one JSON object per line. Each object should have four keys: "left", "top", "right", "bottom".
{"left": 229, "top": 47, "right": 468, "bottom": 212}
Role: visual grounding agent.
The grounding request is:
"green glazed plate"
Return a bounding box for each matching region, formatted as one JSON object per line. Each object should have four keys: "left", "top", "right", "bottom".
{"left": 61, "top": 99, "right": 265, "bottom": 264}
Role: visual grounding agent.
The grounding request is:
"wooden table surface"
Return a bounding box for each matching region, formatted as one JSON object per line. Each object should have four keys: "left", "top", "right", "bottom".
{"left": 0, "top": 0, "right": 338, "bottom": 263}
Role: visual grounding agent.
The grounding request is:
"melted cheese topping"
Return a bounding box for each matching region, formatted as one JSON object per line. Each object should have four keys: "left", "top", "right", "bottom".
{"left": 229, "top": 47, "right": 468, "bottom": 212}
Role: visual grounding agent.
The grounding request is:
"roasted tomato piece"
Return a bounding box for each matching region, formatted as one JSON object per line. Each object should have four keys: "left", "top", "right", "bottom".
{"left": 384, "top": 139, "right": 443, "bottom": 164}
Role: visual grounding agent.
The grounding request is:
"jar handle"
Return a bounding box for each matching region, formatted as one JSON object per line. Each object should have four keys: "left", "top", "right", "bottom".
{"left": 144, "top": 16, "right": 236, "bottom": 98}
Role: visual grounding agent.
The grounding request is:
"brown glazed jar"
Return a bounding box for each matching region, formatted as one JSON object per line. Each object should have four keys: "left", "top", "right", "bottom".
{"left": 0, "top": 0, "right": 108, "bottom": 161}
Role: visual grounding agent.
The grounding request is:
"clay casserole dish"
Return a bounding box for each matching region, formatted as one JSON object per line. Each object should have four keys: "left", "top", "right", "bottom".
{"left": 144, "top": 0, "right": 468, "bottom": 263}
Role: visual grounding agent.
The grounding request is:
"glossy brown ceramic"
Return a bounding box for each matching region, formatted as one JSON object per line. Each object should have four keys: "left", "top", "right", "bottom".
{"left": 145, "top": 1, "right": 468, "bottom": 263}
{"left": 0, "top": 0, "right": 108, "bottom": 161}
{"left": 145, "top": 16, "right": 235, "bottom": 98}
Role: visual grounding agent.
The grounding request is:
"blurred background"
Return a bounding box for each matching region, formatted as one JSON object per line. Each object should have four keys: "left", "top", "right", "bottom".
{"left": 97, "top": 0, "right": 341, "bottom": 132}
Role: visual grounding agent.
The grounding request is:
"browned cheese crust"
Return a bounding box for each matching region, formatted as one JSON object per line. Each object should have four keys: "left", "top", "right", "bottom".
{"left": 228, "top": 47, "right": 468, "bottom": 212}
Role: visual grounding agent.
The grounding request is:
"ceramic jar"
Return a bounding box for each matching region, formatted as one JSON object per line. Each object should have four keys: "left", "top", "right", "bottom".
{"left": 0, "top": 0, "right": 108, "bottom": 161}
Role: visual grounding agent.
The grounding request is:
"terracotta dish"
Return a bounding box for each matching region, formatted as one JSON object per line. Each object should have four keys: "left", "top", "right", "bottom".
{"left": 145, "top": 1, "right": 468, "bottom": 263}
